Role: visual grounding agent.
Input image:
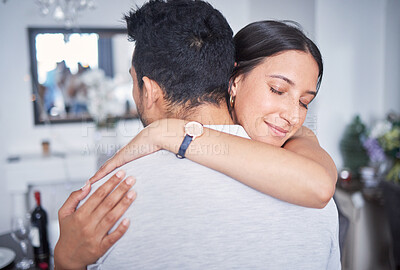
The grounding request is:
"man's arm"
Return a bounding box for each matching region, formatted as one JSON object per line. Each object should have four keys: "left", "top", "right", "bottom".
{"left": 54, "top": 170, "right": 136, "bottom": 270}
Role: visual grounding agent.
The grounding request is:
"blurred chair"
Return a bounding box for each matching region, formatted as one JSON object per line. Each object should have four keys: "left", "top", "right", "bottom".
{"left": 334, "top": 195, "right": 350, "bottom": 258}
{"left": 335, "top": 188, "right": 392, "bottom": 270}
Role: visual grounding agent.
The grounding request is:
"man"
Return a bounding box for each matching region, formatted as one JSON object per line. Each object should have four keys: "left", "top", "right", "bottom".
{"left": 55, "top": 0, "right": 340, "bottom": 269}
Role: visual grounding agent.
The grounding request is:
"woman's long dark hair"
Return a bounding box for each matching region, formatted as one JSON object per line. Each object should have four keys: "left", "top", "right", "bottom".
{"left": 231, "top": 20, "right": 323, "bottom": 92}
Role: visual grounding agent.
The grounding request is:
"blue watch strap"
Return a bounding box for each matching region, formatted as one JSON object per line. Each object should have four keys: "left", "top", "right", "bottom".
{"left": 176, "top": 135, "right": 193, "bottom": 159}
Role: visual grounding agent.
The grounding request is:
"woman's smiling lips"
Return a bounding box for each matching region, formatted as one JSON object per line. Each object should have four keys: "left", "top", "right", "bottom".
{"left": 265, "top": 122, "right": 289, "bottom": 137}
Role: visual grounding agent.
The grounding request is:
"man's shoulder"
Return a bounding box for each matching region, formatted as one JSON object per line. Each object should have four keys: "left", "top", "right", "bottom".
{"left": 206, "top": 124, "right": 250, "bottom": 139}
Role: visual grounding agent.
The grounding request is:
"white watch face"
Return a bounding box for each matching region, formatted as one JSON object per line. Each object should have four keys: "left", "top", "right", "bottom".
{"left": 185, "top": 121, "right": 203, "bottom": 137}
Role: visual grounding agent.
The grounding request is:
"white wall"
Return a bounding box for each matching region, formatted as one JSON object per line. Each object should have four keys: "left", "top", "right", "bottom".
{"left": 247, "top": 0, "right": 316, "bottom": 37}
{"left": 209, "top": 0, "right": 250, "bottom": 34}
{"left": 384, "top": 0, "right": 400, "bottom": 112}
{"left": 0, "top": 101, "right": 10, "bottom": 233}
{"left": 315, "top": 0, "right": 391, "bottom": 168}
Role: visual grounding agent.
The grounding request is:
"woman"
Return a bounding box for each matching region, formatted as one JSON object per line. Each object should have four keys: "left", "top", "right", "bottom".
{"left": 90, "top": 20, "right": 337, "bottom": 209}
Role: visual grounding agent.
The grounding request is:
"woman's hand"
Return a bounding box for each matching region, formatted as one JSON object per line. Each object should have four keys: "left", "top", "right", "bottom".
{"left": 54, "top": 171, "right": 137, "bottom": 270}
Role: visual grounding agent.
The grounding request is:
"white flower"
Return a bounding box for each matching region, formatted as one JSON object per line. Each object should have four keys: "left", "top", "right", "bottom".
{"left": 82, "top": 68, "right": 127, "bottom": 125}
{"left": 370, "top": 120, "right": 392, "bottom": 139}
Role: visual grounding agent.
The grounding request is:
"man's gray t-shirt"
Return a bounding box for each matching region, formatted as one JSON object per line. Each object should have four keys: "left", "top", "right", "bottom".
{"left": 86, "top": 125, "right": 340, "bottom": 270}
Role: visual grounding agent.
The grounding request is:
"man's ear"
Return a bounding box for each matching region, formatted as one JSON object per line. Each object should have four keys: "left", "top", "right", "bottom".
{"left": 142, "top": 76, "right": 163, "bottom": 109}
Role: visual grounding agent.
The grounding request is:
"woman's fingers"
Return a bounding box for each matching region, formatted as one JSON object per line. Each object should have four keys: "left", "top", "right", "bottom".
{"left": 99, "top": 218, "right": 131, "bottom": 255}
{"left": 79, "top": 170, "right": 126, "bottom": 214}
{"left": 89, "top": 160, "right": 113, "bottom": 184}
{"left": 55, "top": 171, "right": 136, "bottom": 269}
{"left": 58, "top": 182, "right": 91, "bottom": 219}
{"left": 89, "top": 151, "right": 125, "bottom": 184}
{"left": 91, "top": 176, "right": 136, "bottom": 221}
{"left": 96, "top": 189, "right": 136, "bottom": 236}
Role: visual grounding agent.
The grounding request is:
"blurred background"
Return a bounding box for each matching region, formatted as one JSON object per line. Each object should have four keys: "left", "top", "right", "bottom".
{"left": 0, "top": 0, "right": 399, "bottom": 269}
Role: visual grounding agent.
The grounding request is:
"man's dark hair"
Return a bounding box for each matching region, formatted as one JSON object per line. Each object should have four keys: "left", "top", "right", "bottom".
{"left": 124, "top": 0, "right": 235, "bottom": 114}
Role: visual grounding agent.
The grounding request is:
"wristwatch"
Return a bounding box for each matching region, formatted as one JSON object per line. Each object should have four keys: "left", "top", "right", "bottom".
{"left": 176, "top": 121, "right": 204, "bottom": 159}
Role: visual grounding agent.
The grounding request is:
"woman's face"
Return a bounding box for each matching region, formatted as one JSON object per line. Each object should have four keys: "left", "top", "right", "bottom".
{"left": 231, "top": 50, "right": 319, "bottom": 147}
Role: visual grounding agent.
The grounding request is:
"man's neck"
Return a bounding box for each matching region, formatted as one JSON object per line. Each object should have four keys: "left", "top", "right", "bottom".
{"left": 172, "top": 103, "right": 234, "bottom": 125}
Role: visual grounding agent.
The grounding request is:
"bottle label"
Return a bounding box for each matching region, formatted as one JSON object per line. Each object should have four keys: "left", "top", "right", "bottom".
{"left": 30, "top": 226, "right": 40, "bottom": 247}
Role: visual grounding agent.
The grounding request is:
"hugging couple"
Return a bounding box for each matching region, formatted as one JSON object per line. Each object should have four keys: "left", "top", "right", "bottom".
{"left": 55, "top": 0, "right": 340, "bottom": 269}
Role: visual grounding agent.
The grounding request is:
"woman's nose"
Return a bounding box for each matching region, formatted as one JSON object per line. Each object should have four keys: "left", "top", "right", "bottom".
{"left": 281, "top": 98, "right": 300, "bottom": 126}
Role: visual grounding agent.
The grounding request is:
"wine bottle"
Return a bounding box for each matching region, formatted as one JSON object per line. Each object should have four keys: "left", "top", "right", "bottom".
{"left": 31, "top": 191, "right": 50, "bottom": 270}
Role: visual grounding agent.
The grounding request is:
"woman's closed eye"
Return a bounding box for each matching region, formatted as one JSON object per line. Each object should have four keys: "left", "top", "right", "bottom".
{"left": 270, "top": 87, "right": 283, "bottom": 95}
{"left": 300, "top": 96, "right": 314, "bottom": 110}
{"left": 299, "top": 100, "right": 308, "bottom": 109}
{"left": 270, "top": 85, "right": 311, "bottom": 109}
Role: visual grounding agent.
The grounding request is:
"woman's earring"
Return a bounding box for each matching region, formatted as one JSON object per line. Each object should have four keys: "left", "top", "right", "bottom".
{"left": 229, "top": 94, "right": 236, "bottom": 109}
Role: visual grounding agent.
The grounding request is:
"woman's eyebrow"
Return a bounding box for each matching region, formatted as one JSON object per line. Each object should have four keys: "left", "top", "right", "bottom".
{"left": 268, "top": 74, "right": 294, "bottom": 86}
